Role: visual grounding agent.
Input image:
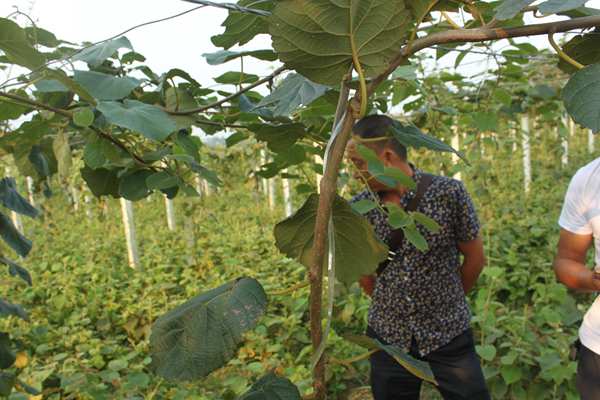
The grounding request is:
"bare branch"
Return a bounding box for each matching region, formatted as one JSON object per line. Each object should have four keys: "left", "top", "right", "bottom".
{"left": 166, "top": 66, "right": 287, "bottom": 115}
{"left": 367, "top": 15, "right": 600, "bottom": 95}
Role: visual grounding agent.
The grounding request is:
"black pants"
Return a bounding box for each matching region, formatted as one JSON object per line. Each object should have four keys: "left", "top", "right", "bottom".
{"left": 369, "top": 328, "right": 490, "bottom": 400}
{"left": 576, "top": 341, "right": 600, "bottom": 399}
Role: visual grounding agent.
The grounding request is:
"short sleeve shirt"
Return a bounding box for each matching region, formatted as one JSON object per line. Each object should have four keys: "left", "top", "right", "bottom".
{"left": 558, "top": 157, "right": 600, "bottom": 355}
{"left": 351, "top": 167, "right": 481, "bottom": 356}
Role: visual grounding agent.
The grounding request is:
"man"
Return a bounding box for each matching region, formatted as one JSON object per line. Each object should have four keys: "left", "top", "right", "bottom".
{"left": 553, "top": 157, "right": 600, "bottom": 399}
{"left": 347, "top": 114, "right": 489, "bottom": 400}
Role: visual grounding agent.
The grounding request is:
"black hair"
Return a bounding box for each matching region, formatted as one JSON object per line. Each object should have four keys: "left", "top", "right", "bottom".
{"left": 352, "top": 114, "right": 407, "bottom": 160}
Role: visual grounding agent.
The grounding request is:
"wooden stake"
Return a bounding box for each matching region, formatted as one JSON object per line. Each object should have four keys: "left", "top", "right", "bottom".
{"left": 451, "top": 125, "right": 462, "bottom": 181}
{"left": 165, "top": 196, "right": 176, "bottom": 231}
{"left": 120, "top": 198, "right": 140, "bottom": 270}
{"left": 521, "top": 114, "right": 531, "bottom": 195}
{"left": 26, "top": 176, "right": 35, "bottom": 207}
{"left": 561, "top": 114, "right": 569, "bottom": 167}
{"left": 282, "top": 169, "right": 292, "bottom": 217}
{"left": 589, "top": 130, "right": 595, "bottom": 154}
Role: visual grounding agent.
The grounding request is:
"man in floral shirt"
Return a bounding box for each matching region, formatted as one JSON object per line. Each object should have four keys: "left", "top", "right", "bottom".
{"left": 347, "top": 114, "right": 489, "bottom": 399}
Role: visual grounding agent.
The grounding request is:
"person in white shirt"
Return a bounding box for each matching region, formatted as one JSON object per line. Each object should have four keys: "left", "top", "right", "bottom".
{"left": 554, "top": 157, "right": 600, "bottom": 399}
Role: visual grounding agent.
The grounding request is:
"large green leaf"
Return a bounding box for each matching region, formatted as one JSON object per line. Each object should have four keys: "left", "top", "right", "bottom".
{"left": 238, "top": 372, "right": 302, "bottom": 400}
{"left": 41, "top": 69, "right": 97, "bottom": 104}
{"left": 269, "top": 0, "right": 413, "bottom": 85}
{"left": 73, "top": 36, "right": 132, "bottom": 67}
{"left": 73, "top": 70, "right": 141, "bottom": 100}
{"left": 562, "top": 63, "right": 600, "bottom": 133}
{"left": 0, "top": 299, "right": 28, "bottom": 321}
{"left": 390, "top": 120, "right": 465, "bottom": 161}
{"left": 255, "top": 73, "right": 329, "bottom": 116}
{"left": 0, "top": 256, "right": 32, "bottom": 286}
{"left": 247, "top": 123, "right": 307, "bottom": 153}
{"left": 97, "top": 100, "right": 176, "bottom": 141}
{"left": 0, "top": 18, "right": 46, "bottom": 69}
{"left": 558, "top": 32, "right": 600, "bottom": 74}
{"left": 0, "top": 95, "right": 32, "bottom": 121}
{"left": 374, "top": 339, "right": 437, "bottom": 385}
{"left": 0, "top": 178, "right": 39, "bottom": 218}
{"left": 346, "top": 334, "right": 436, "bottom": 384}
{"left": 558, "top": 6, "right": 600, "bottom": 17}
{"left": 81, "top": 166, "right": 120, "bottom": 198}
{"left": 0, "top": 333, "right": 14, "bottom": 369}
{"left": 0, "top": 372, "right": 15, "bottom": 397}
{"left": 538, "top": 0, "right": 589, "bottom": 15}
{"left": 211, "top": 0, "right": 274, "bottom": 49}
{"left": 119, "top": 170, "right": 153, "bottom": 201}
{"left": 274, "top": 193, "right": 388, "bottom": 286}
{"left": 493, "top": 0, "right": 534, "bottom": 20}
{"left": 0, "top": 212, "right": 31, "bottom": 257}
{"left": 203, "top": 49, "right": 277, "bottom": 65}
{"left": 149, "top": 277, "right": 268, "bottom": 381}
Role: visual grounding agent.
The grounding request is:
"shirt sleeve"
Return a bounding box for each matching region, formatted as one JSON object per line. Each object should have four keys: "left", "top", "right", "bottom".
{"left": 559, "top": 171, "right": 592, "bottom": 235}
{"left": 452, "top": 180, "right": 481, "bottom": 242}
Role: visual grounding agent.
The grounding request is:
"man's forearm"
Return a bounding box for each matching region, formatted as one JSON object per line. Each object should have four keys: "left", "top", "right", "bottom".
{"left": 554, "top": 258, "right": 597, "bottom": 292}
{"left": 460, "top": 259, "right": 484, "bottom": 294}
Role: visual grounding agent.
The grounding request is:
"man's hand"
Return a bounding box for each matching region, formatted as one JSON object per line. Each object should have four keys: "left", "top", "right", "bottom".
{"left": 554, "top": 229, "right": 596, "bottom": 292}
{"left": 359, "top": 274, "right": 376, "bottom": 297}
{"left": 458, "top": 235, "right": 486, "bottom": 294}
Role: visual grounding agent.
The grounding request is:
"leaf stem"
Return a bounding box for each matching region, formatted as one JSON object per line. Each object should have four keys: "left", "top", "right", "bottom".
{"left": 548, "top": 28, "right": 584, "bottom": 70}
{"left": 349, "top": 36, "right": 367, "bottom": 118}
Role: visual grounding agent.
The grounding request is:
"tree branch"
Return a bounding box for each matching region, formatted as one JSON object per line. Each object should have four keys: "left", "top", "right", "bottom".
{"left": 0, "top": 91, "right": 153, "bottom": 168}
{"left": 367, "top": 15, "right": 600, "bottom": 95}
{"left": 0, "top": 91, "right": 72, "bottom": 118}
{"left": 166, "top": 66, "right": 287, "bottom": 115}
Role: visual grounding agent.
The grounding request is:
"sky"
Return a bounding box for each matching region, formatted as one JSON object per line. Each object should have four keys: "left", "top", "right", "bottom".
{"left": 2, "top": 0, "right": 599, "bottom": 88}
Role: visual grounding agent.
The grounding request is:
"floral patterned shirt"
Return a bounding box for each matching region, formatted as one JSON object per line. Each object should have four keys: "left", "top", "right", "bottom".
{"left": 351, "top": 167, "right": 481, "bottom": 356}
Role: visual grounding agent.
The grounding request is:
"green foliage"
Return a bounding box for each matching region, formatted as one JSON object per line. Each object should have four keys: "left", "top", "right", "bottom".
{"left": 150, "top": 277, "right": 268, "bottom": 382}
{"left": 0, "top": 18, "right": 46, "bottom": 69}
{"left": 73, "top": 36, "right": 132, "bottom": 67}
{"left": 558, "top": 32, "right": 600, "bottom": 74}
{"left": 255, "top": 74, "right": 329, "bottom": 117}
{"left": 96, "top": 100, "right": 176, "bottom": 141}
{"left": 73, "top": 70, "right": 141, "bottom": 101}
{"left": 390, "top": 120, "right": 465, "bottom": 161}
{"left": 210, "top": 0, "right": 273, "bottom": 49}
{"left": 269, "top": 0, "right": 413, "bottom": 85}
{"left": 494, "top": 0, "right": 534, "bottom": 21}
{"left": 238, "top": 372, "right": 302, "bottom": 400}
{"left": 274, "top": 193, "right": 388, "bottom": 286}
{"left": 538, "top": 0, "right": 589, "bottom": 15}
{"left": 203, "top": 49, "right": 277, "bottom": 65}
{"left": 562, "top": 63, "right": 600, "bottom": 133}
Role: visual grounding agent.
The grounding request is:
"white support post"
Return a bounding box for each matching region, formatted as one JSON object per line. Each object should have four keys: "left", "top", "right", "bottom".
{"left": 165, "top": 196, "right": 176, "bottom": 231}
{"left": 451, "top": 125, "right": 462, "bottom": 181}
{"left": 521, "top": 114, "right": 532, "bottom": 195}
{"left": 26, "top": 176, "right": 35, "bottom": 207}
{"left": 314, "top": 153, "right": 323, "bottom": 193}
{"left": 202, "top": 179, "right": 212, "bottom": 196}
{"left": 589, "top": 130, "right": 595, "bottom": 154}
{"left": 120, "top": 198, "right": 140, "bottom": 270}
{"left": 561, "top": 114, "right": 569, "bottom": 167}
{"left": 259, "top": 149, "right": 268, "bottom": 198}
{"left": 268, "top": 176, "right": 276, "bottom": 211}
{"left": 195, "top": 176, "right": 203, "bottom": 196}
{"left": 71, "top": 186, "right": 80, "bottom": 211}
{"left": 184, "top": 215, "right": 196, "bottom": 265}
{"left": 84, "top": 195, "right": 92, "bottom": 218}
{"left": 282, "top": 169, "right": 292, "bottom": 217}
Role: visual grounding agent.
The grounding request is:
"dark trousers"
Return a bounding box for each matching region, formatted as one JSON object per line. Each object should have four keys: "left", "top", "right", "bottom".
{"left": 576, "top": 341, "right": 600, "bottom": 400}
{"left": 369, "top": 328, "right": 490, "bottom": 400}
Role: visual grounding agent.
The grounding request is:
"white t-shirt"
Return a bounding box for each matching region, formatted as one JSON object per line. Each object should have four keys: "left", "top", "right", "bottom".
{"left": 559, "top": 157, "right": 600, "bottom": 355}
